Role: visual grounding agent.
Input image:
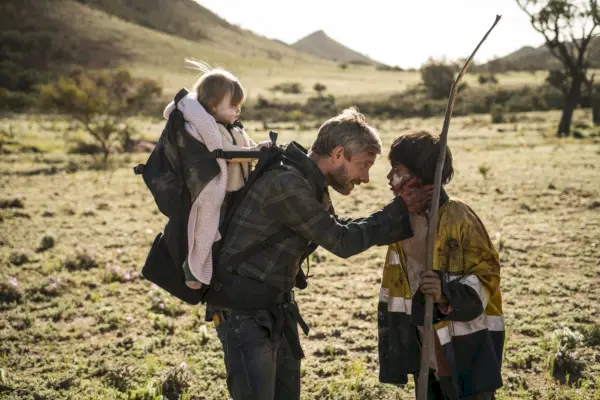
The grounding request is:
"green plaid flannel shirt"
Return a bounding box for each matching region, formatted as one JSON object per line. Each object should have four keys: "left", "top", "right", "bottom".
{"left": 214, "top": 143, "right": 414, "bottom": 293}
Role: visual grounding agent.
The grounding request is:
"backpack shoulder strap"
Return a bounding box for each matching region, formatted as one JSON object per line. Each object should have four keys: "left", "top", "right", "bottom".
{"left": 133, "top": 89, "right": 190, "bottom": 176}
{"left": 174, "top": 88, "right": 189, "bottom": 106}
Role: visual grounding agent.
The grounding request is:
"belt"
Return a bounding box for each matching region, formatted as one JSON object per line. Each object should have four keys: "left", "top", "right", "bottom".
{"left": 212, "top": 290, "right": 310, "bottom": 360}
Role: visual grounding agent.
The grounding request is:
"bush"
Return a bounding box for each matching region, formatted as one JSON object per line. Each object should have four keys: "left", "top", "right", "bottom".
{"left": 304, "top": 94, "right": 336, "bottom": 118}
{"left": 102, "top": 263, "right": 138, "bottom": 283}
{"left": 0, "top": 88, "right": 35, "bottom": 112}
{"left": 37, "top": 233, "right": 56, "bottom": 252}
{"left": 64, "top": 249, "right": 98, "bottom": 271}
{"left": 269, "top": 82, "right": 302, "bottom": 94}
{"left": 149, "top": 290, "right": 184, "bottom": 317}
{"left": 376, "top": 65, "right": 404, "bottom": 72}
{"left": 421, "top": 61, "right": 455, "bottom": 99}
{"left": 0, "top": 277, "right": 22, "bottom": 303}
{"left": 583, "top": 323, "right": 600, "bottom": 347}
{"left": 159, "top": 363, "right": 192, "bottom": 400}
{"left": 68, "top": 141, "right": 104, "bottom": 155}
{"left": 313, "top": 82, "right": 327, "bottom": 96}
{"left": 548, "top": 327, "right": 586, "bottom": 384}
{"left": 0, "top": 197, "right": 24, "bottom": 209}
{"left": 9, "top": 249, "right": 30, "bottom": 266}
{"left": 27, "top": 275, "right": 67, "bottom": 301}
{"left": 39, "top": 69, "right": 162, "bottom": 168}
{"left": 103, "top": 363, "right": 137, "bottom": 392}
{"left": 490, "top": 104, "right": 507, "bottom": 123}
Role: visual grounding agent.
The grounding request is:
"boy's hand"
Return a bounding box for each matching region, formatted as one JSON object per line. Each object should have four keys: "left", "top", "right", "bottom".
{"left": 397, "top": 176, "right": 433, "bottom": 214}
{"left": 419, "top": 271, "right": 445, "bottom": 303}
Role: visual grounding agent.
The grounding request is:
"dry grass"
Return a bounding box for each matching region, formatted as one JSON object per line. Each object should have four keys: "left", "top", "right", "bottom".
{"left": 0, "top": 109, "right": 599, "bottom": 399}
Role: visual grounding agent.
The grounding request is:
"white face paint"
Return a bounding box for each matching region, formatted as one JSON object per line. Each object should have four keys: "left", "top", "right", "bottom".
{"left": 391, "top": 172, "right": 402, "bottom": 186}
{"left": 391, "top": 171, "right": 410, "bottom": 187}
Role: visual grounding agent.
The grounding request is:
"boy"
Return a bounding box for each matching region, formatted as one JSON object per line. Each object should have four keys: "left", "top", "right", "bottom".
{"left": 378, "top": 129, "right": 504, "bottom": 400}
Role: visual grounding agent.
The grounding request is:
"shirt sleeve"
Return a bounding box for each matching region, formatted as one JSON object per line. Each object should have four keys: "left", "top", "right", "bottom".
{"left": 262, "top": 170, "right": 413, "bottom": 259}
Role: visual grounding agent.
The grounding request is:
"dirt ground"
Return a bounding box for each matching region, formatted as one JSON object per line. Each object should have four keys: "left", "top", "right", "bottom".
{"left": 1, "top": 109, "right": 599, "bottom": 399}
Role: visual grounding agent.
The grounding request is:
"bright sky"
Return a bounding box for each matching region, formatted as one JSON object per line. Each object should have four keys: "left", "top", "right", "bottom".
{"left": 197, "top": 0, "right": 547, "bottom": 68}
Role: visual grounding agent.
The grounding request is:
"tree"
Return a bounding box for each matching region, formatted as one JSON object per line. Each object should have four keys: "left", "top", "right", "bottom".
{"left": 584, "top": 73, "right": 600, "bottom": 124}
{"left": 313, "top": 82, "right": 327, "bottom": 96}
{"left": 40, "top": 69, "right": 162, "bottom": 168}
{"left": 517, "top": 0, "right": 599, "bottom": 136}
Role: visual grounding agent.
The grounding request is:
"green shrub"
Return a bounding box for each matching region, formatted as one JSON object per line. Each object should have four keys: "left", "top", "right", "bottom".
{"left": 64, "top": 249, "right": 98, "bottom": 271}
{"left": 27, "top": 275, "right": 68, "bottom": 301}
{"left": 0, "top": 277, "right": 22, "bottom": 303}
{"left": 548, "top": 327, "right": 586, "bottom": 384}
{"left": 269, "top": 82, "right": 302, "bottom": 94}
{"left": 490, "top": 104, "right": 507, "bottom": 123}
{"left": 421, "top": 61, "right": 455, "bottom": 99}
{"left": 68, "top": 140, "right": 104, "bottom": 155}
{"left": 0, "top": 88, "right": 35, "bottom": 111}
{"left": 0, "top": 197, "right": 24, "bottom": 209}
{"left": 39, "top": 69, "right": 162, "bottom": 168}
{"left": 9, "top": 248, "right": 30, "bottom": 265}
{"left": 583, "top": 323, "right": 600, "bottom": 347}
{"left": 37, "top": 233, "right": 56, "bottom": 252}
{"left": 159, "top": 363, "right": 192, "bottom": 400}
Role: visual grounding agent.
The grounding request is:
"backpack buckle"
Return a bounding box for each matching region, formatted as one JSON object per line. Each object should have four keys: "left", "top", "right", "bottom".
{"left": 283, "top": 290, "right": 295, "bottom": 303}
{"left": 213, "top": 150, "right": 224, "bottom": 159}
{"left": 133, "top": 164, "right": 145, "bottom": 175}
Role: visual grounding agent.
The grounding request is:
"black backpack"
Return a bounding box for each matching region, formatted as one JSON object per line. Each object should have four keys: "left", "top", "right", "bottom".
{"left": 134, "top": 89, "right": 295, "bottom": 305}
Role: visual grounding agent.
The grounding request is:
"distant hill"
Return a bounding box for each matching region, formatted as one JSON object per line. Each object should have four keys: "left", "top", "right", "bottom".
{"left": 480, "top": 38, "right": 600, "bottom": 72}
{"left": 292, "top": 30, "right": 384, "bottom": 66}
{"left": 0, "top": 0, "right": 328, "bottom": 74}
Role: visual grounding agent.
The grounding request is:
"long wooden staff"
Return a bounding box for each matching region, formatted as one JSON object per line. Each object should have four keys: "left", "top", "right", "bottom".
{"left": 417, "top": 15, "right": 502, "bottom": 400}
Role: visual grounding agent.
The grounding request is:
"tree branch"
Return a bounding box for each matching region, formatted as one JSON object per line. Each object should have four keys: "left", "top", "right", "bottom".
{"left": 417, "top": 15, "right": 502, "bottom": 400}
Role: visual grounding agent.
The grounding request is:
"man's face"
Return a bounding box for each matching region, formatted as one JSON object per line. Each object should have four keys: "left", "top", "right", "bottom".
{"left": 328, "top": 148, "right": 377, "bottom": 195}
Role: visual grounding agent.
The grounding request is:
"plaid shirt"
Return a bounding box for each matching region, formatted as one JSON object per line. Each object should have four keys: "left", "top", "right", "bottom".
{"left": 215, "top": 142, "right": 414, "bottom": 293}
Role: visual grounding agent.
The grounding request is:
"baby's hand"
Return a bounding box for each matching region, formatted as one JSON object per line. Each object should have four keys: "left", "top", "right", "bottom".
{"left": 256, "top": 140, "right": 272, "bottom": 149}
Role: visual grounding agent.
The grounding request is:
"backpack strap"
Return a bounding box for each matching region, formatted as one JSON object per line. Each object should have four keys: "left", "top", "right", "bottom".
{"left": 174, "top": 88, "right": 189, "bottom": 106}
{"left": 227, "top": 228, "right": 296, "bottom": 274}
{"left": 133, "top": 89, "right": 190, "bottom": 176}
{"left": 211, "top": 149, "right": 264, "bottom": 159}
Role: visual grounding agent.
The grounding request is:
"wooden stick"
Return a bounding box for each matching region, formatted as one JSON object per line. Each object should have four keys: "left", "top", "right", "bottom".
{"left": 416, "top": 15, "right": 502, "bottom": 400}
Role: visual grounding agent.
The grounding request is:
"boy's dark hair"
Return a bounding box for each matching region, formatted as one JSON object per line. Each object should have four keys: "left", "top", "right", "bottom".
{"left": 388, "top": 129, "right": 454, "bottom": 185}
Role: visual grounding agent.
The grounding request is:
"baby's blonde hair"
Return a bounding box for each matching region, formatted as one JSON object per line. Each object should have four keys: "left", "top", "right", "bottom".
{"left": 185, "top": 59, "right": 245, "bottom": 114}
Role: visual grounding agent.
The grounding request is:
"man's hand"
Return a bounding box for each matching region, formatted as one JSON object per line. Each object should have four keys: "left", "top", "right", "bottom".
{"left": 397, "top": 176, "right": 433, "bottom": 214}
{"left": 419, "top": 271, "right": 445, "bottom": 303}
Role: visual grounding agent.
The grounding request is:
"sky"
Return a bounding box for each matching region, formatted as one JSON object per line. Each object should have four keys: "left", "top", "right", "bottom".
{"left": 197, "top": 0, "right": 548, "bottom": 68}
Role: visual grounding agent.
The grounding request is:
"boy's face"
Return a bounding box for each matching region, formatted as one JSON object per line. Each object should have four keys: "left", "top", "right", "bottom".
{"left": 214, "top": 92, "right": 241, "bottom": 124}
{"left": 387, "top": 163, "right": 417, "bottom": 197}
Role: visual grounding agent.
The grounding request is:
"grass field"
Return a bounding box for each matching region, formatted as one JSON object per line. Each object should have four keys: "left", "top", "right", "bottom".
{"left": 1, "top": 109, "right": 599, "bottom": 399}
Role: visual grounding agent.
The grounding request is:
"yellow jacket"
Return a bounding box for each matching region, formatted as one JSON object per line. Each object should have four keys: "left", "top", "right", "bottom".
{"left": 378, "top": 193, "right": 504, "bottom": 397}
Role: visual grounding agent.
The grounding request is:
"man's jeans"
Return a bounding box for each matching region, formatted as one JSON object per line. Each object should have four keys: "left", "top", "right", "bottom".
{"left": 215, "top": 309, "right": 300, "bottom": 400}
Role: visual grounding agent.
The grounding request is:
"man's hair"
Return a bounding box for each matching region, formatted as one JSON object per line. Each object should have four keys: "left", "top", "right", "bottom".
{"left": 389, "top": 129, "right": 454, "bottom": 185}
{"left": 310, "top": 107, "right": 382, "bottom": 158}
{"left": 186, "top": 59, "right": 245, "bottom": 113}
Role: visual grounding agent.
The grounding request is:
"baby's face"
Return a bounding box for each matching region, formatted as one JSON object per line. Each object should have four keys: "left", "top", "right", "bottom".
{"left": 214, "top": 93, "right": 241, "bottom": 124}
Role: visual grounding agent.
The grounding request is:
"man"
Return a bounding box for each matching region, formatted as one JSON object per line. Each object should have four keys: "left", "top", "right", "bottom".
{"left": 204, "top": 108, "right": 431, "bottom": 400}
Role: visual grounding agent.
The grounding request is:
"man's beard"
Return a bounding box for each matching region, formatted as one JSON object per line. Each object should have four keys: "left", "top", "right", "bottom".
{"left": 329, "top": 164, "right": 355, "bottom": 195}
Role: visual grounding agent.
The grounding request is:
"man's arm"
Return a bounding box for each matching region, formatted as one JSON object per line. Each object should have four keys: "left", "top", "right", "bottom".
{"left": 322, "top": 189, "right": 367, "bottom": 225}
{"left": 262, "top": 170, "right": 414, "bottom": 259}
